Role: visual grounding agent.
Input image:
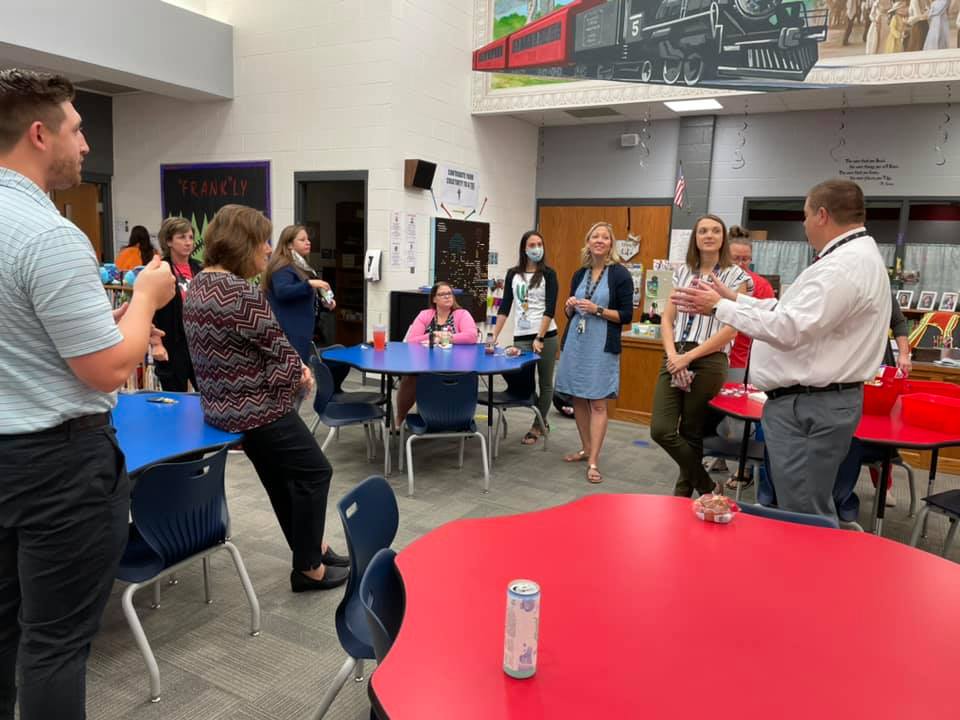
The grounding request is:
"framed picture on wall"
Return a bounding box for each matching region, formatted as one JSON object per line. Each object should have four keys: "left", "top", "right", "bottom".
{"left": 896, "top": 290, "right": 914, "bottom": 309}
{"left": 940, "top": 292, "right": 959, "bottom": 312}
{"left": 918, "top": 291, "right": 938, "bottom": 311}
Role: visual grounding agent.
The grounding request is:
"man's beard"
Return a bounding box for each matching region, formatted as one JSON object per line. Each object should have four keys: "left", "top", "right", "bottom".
{"left": 48, "top": 153, "right": 81, "bottom": 190}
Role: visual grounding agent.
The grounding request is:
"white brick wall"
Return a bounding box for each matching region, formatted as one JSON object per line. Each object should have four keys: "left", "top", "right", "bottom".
{"left": 113, "top": 0, "right": 538, "bottom": 337}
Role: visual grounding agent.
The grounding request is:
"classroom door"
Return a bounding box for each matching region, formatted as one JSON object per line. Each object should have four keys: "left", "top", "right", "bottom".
{"left": 537, "top": 204, "right": 672, "bottom": 341}
{"left": 51, "top": 182, "right": 103, "bottom": 260}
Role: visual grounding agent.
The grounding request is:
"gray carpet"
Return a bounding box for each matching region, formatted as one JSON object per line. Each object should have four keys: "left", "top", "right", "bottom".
{"left": 85, "top": 377, "right": 960, "bottom": 719}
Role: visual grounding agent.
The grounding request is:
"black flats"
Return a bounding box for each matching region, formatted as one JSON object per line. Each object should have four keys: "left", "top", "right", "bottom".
{"left": 321, "top": 546, "right": 350, "bottom": 567}
{"left": 290, "top": 565, "right": 349, "bottom": 593}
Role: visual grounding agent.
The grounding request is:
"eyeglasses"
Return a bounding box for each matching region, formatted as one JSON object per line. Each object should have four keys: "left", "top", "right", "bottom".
{"left": 435, "top": 292, "right": 453, "bottom": 298}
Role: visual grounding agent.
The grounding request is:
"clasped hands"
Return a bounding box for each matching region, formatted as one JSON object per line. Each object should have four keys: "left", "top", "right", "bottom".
{"left": 564, "top": 296, "right": 599, "bottom": 316}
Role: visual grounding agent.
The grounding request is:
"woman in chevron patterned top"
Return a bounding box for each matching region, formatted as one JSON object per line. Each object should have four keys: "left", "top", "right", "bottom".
{"left": 183, "top": 204, "right": 349, "bottom": 593}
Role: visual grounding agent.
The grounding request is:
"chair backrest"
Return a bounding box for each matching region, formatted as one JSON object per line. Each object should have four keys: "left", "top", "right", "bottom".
{"left": 738, "top": 502, "right": 839, "bottom": 529}
{"left": 359, "top": 548, "right": 405, "bottom": 663}
{"left": 310, "top": 355, "right": 336, "bottom": 416}
{"left": 337, "top": 476, "right": 400, "bottom": 633}
{"left": 415, "top": 373, "right": 479, "bottom": 432}
{"left": 129, "top": 448, "right": 230, "bottom": 568}
{"left": 502, "top": 363, "right": 536, "bottom": 401}
{"left": 319, "top": 343, "right": 351, "bottom": 393}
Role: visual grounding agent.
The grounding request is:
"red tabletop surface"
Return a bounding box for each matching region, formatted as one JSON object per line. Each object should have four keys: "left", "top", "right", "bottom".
{"left": 371, "top": 494, "right": 960, "bottom": 719}
{"left": 709, "top": 385, "right": 960, "bottom": 450}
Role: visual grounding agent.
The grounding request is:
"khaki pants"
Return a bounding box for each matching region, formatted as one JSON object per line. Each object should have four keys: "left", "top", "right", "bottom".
{"left": 513, "top": 334, "right": 558, "bottom": 432}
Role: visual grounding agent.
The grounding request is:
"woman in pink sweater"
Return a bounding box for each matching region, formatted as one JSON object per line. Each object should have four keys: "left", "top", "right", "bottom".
{"left": 395, "top": 281, "right": 478, "bottom": 425}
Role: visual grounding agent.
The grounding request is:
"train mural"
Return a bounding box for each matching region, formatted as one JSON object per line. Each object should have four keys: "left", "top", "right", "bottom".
{"left": 474, "top": 0, "right": 829, "bottom": 89}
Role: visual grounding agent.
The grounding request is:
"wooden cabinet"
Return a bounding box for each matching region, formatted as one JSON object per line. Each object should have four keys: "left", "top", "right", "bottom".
{"left": 608, "top": 336, "right": 663, "bottom": 425}
{"left": 335, "top": 201, "right": 364, "bottom": 346}
{"left": 898, "top": 361, "right": 960, "bottom": 474}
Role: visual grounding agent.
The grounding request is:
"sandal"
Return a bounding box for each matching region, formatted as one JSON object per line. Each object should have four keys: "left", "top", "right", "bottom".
{"left": 521, "top": 428, "right": 543, "bottom": 446}
{"left": 563, "top": 449, "right": 588, "bottom": 463}
{"left": 587, "top": 464, "right": 603, "bottom": 484}
{"left": 724, "top": 472, "right": 754, "bottom": 490}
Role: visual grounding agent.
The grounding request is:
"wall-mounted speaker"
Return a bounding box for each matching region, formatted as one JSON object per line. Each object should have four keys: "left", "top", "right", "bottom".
{"left": 404, "top": 159, "right": 437, "bottom": 190}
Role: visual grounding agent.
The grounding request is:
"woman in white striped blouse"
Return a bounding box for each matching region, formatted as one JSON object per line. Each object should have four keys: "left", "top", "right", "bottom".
{"left": 651, "top": 215, "right": 749, "bottom": 497}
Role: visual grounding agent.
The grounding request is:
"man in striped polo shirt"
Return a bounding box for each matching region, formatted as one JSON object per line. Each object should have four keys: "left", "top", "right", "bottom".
{"left": 0, "top": 69, "right": 175, "bottom": 720}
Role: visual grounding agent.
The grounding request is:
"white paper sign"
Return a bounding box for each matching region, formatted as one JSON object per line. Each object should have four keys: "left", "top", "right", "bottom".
{"left": 669, "top": 229, "right": 689, "bottom": 264}
{"left": 404, "top": 213, "right": 418, "bottom": 270}
{"left": 389, "top": 211, "right": 402, "bottom": 268}
{"left": 435, "top": 165, "right": 479, "bottom": 208}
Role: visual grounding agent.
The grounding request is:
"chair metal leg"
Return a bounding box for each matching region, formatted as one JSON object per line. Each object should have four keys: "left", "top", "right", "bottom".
{"left": 869, "top": 474, "right": 881, "bottom": 534}
{"left": 909, "top": 506, "right": 931, "bottom": 548}
{"left": 320, "top": 426, "right": 337, "bottom": 452}
{"left": 222, "top": 541, "right": 261, "bottom": 636}
{"left": 151, "top": 581, "right": 161, "bottom": 609}
{"left": 354, "top": 658, "right": 365, "bottom": 682}
{"left": 492, "top": 409, "right": 501, "bottom": 459}
{"left": 901, "top": 462, "right": 917, "bottom": 518}
{"left": 398, "top": 424, "right": 406, "bottom": 473}
{"left": 310, "top": 655, "right": 358, "bottom": 720}
{"left": 202, "top": 557, "right": 212, "bottom": 604}
{"left": 309, "top": 416, "right": 320, "bottom": 435}
{"left": 944, "top": 517, "right": 960, "bottom": 557}
{"left": 335, "top": 427, "right": 341, "bottom": 441}
{"left": 122, "top": 583, "right": 162, "bottom": 703}
{"left": 406, "top": 436, "right": 416, "bottom": 497}
{"left": 476, "top": 432, "right": 490, "bottom": 493}
{"left": 458, "top": 437, "right": 465, "bottom": 468}
{"left": 167, "top": 574, "right": 178, "bottom": 586}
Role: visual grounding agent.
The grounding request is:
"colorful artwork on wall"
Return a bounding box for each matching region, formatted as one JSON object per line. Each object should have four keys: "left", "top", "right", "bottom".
{"left": 478, "top": 0, "right": 960, "bottom": 92}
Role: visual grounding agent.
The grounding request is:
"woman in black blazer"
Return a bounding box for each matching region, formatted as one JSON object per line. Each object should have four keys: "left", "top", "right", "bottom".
{"left": 554, "top": 221, "right": 634, "bottom": 483}
{"left": 153, "top": 216, "right": 202, "bottom": 391}
{"left": 492, "top": 230, "right": 559, "bottom": 445}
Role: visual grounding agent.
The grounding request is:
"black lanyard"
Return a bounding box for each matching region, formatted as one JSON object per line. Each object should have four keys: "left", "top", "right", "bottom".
{"left": 584, "top": 266, "right": 607, "bottom": 302}
{"left": 813, "top": 230, "right": 868, "bottom": 263}
{"left": 679, "top": 263, "right": 720, "bottom": 343}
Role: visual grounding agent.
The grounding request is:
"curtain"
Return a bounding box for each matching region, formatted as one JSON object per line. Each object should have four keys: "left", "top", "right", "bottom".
{"left": 904, "top": 244, "right": 960, "bottom": 297}
{"left": 752, "top": 240, "right": 897, "bottom": 286}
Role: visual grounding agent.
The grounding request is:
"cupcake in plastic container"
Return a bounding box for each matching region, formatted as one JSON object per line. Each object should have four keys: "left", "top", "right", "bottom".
{"left": 693, "top": 494, "right": 739, "bottom": 524}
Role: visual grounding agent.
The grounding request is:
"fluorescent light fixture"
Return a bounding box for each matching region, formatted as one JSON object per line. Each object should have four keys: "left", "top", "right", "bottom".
{"left": 663, "top": 99, "right": 724, "bottom": 112}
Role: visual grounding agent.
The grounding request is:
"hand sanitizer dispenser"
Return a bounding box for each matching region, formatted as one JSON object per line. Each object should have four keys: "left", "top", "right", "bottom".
{"left": 364, "top": 249, "right": 381, "bottom": 282}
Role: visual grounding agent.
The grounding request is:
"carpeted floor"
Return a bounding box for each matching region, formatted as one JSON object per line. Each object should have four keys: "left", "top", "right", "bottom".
{"left": 84, "top": 377, "right": 959, "bottom": 719}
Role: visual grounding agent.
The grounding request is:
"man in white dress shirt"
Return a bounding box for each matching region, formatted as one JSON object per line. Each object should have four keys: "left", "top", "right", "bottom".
{"left": 672, "top": 179, "right": 890, "bottom": 521}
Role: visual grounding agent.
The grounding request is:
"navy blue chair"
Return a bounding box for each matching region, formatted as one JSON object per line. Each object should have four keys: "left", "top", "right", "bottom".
{"left": 909, "top": 489, "right": 960, "bottom": 556}
{"left": 311, "top": 476, "right": 399, "bottom": 720}
{"left": 309, "top": 356, "right": 385, "bottom": 464}
{"left": 313, "top": 342, "right": 387, "bottom": 406}
{"left": 359, "top": 548, "right": 405, "bottom": 663}
{"left": 476, "top": 363, "right": 548, "bottom": 458}
{"left": 738, "top": 502, "right": 840, "bottom": 529}
{"left": 116, "top": 448, "right": 260, "bottom": 703}
{"left": 399, "top": 373, "right": 489, "bottom": 496}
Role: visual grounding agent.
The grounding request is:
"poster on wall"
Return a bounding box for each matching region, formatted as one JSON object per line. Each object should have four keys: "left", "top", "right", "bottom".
{"left": 160, "top": 161, "right": 271, "bottom": 258}
{"left": 433, "top": 218, "right": 490, "bottom": 323}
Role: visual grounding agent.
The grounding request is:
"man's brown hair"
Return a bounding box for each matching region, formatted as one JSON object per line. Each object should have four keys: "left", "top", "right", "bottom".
{"left": 0, "top": 69, "right": 75, "bottom": 153}
{"left": 806, "top": 178, "right": 865, "bottom": 226}
{"left": 203, "top": 205, "right": 272, "bottom": 278}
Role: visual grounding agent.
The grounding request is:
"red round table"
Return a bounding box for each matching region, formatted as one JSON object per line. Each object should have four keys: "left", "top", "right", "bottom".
{"left": 370, "top": 494, "right": 960, "bottom": 719}
{"left": 709, "top": 386, "right": 960, "bottom": 534}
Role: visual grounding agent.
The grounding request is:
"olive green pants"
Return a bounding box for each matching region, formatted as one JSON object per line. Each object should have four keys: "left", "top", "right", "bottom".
{"left": 650, "top": 351, "right": 729, "bottom": 497}
{"left": 513, "top": 334, "right": 558, "bottom": 432}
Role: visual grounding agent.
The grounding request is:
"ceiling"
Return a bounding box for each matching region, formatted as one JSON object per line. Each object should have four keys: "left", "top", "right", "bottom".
{"left": 504, "top": 80, "right": 955, "bottom": 125}
{"left": 0, "top": 52, "right": 140, "bottom": 96}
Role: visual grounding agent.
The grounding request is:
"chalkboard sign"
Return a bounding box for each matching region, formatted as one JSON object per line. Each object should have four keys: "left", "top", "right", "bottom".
{"left": 433, "top": 218, "right": 489, "bottom": 323}
{"left": 160, "top": 161, "right": 271, "bottom": 256}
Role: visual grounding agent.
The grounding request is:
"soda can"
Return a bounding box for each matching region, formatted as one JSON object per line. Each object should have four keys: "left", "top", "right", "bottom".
{"left": 503, "top": 579, "right": 540, "bottom": 679}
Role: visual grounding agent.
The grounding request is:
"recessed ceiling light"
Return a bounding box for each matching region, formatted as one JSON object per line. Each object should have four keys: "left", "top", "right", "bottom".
{"left": 663, "top": 99, "right": 724, "bottom": 112}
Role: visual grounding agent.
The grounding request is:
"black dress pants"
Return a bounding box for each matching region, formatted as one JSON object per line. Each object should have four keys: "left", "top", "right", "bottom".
{"left": 0, "top": 423, "right": 130, "bottom": 720}
{"left": 242, "top": 410, "right": 332, "bottom": 571}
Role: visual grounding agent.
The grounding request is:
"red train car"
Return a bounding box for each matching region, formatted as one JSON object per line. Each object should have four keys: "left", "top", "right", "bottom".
{"left": 507, "top": 0, "right": 604, "bottom": 68}
{"left": 473, "top": 36, "right": 508, "bottom": 71}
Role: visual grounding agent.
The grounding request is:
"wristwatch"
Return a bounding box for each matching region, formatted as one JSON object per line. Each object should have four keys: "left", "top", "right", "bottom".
{"left": 535, "top": 335, "right": 544, "bottom": 343}
{"left": 595, "top": 306, "right": 605, "bottom": 317}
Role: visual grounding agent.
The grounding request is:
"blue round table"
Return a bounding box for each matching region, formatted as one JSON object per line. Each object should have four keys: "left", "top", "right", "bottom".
{"left": 322, "top": 342, "right": 539, "bottom": 475}
{"left": 112, "top": 392, "right": 241, "bottom": 475}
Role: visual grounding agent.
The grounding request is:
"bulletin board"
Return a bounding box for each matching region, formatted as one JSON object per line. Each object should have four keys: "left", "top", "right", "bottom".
{"left": 432, "top": 218, "right": 489, "bottom": 323}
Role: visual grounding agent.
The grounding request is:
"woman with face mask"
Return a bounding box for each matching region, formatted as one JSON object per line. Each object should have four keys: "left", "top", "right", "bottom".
{"left": 491, "top": 231, "right": 559, "bottom": 445}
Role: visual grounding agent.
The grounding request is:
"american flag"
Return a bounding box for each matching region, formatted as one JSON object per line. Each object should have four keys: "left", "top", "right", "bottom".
{"left": 674, "top": 165, "right": 686, "bottom": 208}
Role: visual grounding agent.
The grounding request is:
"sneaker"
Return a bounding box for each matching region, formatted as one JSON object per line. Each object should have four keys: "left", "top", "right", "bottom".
{"left": 885, "top": 493, "right": 897, "bottom": 508}
{"left": 290, "top": 566, "right": 349, "bottom": 593}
